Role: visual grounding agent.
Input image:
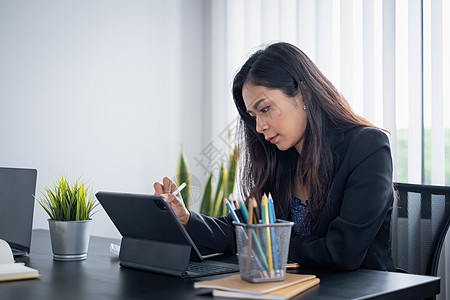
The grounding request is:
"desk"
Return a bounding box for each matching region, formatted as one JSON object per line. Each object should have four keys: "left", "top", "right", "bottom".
{"left": 4, "top": 229, "right": 440, "bottom": 300}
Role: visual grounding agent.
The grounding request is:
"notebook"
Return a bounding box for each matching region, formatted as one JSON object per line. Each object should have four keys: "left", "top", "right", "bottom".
{"left": 0, "top": 167, "right": 38, "bottom": 256}
{"left": 0, "top": 239, "right": 40, "bottom": 282}
{"left": 95, "top": 191, "right": 240, "bottom": 278}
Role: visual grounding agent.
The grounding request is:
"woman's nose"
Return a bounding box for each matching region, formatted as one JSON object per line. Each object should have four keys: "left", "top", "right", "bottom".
{"left": 255, "top": 117, "right": 268, "bottom": 133}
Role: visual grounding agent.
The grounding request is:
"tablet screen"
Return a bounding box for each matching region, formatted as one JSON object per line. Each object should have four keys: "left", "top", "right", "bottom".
{"left": 95, "top": 191, "right": 203, "bottom": 261}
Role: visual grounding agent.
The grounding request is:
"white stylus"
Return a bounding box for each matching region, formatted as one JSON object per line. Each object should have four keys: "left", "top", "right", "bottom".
{"left": 172, "top": 182, "right": 186, "bottom": 196}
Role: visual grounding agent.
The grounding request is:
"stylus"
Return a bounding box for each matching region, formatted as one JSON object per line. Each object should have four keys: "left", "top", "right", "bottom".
{"left": 172, "top": 182, "right": 186, "bottom": 196}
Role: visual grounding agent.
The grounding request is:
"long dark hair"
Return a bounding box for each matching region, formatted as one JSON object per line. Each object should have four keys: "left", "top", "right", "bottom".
{"left": 232, "top": 42, "right": 373, "bottom": 226}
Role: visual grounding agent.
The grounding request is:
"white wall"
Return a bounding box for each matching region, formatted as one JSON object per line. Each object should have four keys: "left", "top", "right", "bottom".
{"left": 0, "top": 0, "right": 211, "bottom": 238}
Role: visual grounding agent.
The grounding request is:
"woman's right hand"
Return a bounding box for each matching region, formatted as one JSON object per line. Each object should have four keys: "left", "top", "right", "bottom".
{"left": 153, "top": 176, "right": 190, "bottom": 227}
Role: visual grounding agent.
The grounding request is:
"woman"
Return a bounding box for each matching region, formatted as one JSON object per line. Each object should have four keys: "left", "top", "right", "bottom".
{"left": 154, "top": 42, "right": 395, "bottom": 271}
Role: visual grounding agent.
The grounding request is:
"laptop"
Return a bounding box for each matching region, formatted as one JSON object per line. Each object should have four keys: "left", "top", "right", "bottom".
{"left": 95, "top": 191, "right": 240, "bottom": 278}
{"left": 0, "top": 167, "right": 37, "bottom": 256}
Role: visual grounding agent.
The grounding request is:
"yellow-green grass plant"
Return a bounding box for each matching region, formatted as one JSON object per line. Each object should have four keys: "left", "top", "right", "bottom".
{"left": 36, "top": 174, "right": 98, "bottom": 221}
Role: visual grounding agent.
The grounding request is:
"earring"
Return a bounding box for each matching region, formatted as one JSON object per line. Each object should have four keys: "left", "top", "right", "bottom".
{"left": 303, "top": 105, "right": 306, "bottom": 111}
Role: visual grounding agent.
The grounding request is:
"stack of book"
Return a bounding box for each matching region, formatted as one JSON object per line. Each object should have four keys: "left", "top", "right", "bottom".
{"left": 194, "top": 273, "right": 319, "bottom": 300}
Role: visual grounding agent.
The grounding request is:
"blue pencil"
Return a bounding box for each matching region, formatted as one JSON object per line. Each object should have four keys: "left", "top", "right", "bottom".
{"left": 268, "top": 193, "right": 280, "bottom": 277}
{"left": 225, "top": 199, "right": 241, "bottom": 223}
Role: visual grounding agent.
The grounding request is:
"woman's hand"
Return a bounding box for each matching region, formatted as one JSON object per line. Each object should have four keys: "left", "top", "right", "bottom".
{"left": 153, "top": 176, "right": 190, "bottom": 227}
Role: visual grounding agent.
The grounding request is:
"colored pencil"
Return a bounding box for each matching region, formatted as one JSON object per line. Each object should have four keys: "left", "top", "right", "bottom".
{"left": 268, "top": 193, "right": 280, "bottom": 276}
{"left": 247, "top": 198, "right": 254, "bottom": 271}
{"left": 225, "top": 199, "right": 268, "bottom": 277}
{"left": 262, "top": 194, "right": 274, "bottom": 277}
{"left": 239, "top": 199, "right": 269, "bottom": 272}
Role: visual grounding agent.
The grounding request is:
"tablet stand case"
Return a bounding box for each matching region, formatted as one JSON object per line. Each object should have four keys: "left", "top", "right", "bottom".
{"left": 119, "top": 237, "right": 192, "bottom": 277}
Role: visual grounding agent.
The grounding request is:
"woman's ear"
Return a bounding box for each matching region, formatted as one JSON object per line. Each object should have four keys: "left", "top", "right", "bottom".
{"left": 296, "top": 86, "right": 305, "bottom": 107}
{"left": 297, "top": 82, "right": 311, "bottom": 107}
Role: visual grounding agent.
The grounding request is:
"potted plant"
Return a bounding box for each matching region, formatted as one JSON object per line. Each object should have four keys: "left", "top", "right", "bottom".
{"left": 36, "top": 174, "right": 98, "bottom": 261}
{"left": 176, "top": 145, "right": 238, "bottom": 218}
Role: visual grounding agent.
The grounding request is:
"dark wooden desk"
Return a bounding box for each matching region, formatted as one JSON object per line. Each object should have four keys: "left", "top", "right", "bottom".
{"left": 4, "top": 229, "right": 440, "bottom": 300}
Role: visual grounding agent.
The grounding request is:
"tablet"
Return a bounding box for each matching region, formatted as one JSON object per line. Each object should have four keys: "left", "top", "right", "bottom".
{"left": 95, "top": 191, "right": 239, "bottom": 278}
{"left": 95, "top": 191, "right": 204, "bottom": 261}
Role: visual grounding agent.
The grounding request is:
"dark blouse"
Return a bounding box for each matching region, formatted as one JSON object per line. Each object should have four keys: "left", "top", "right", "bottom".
{"left": 291, "top": 198, "right": 311, "bottom": 237}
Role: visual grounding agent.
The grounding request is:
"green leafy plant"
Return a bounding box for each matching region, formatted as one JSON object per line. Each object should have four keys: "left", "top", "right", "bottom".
{"left": 177, "top": 145, "right": 191, "bottom": 210}
{"left": 177, "top": 145, "right": 238, "bottom": 218}
{"left": 36, "top": 174, "right": 98, "bottom": 221}
{"left": 201, "top": 145, "right": 238, "bottom": 217}
{"left": 177, "top": 140, "right": 239, "bottom": 217}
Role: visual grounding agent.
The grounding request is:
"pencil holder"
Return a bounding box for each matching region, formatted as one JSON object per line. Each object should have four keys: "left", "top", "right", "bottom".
{"left": 234, "top": 220, "right": 294, "bottom": 283}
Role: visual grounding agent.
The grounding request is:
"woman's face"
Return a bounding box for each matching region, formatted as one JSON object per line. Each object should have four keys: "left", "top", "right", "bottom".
{"left": 242, "top": 83, "right": 308, "bottom": 153}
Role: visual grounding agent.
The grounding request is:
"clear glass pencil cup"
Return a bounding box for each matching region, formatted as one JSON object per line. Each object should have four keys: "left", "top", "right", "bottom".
{"left": 234, "top": 220, "right": 294, "bottom": 283}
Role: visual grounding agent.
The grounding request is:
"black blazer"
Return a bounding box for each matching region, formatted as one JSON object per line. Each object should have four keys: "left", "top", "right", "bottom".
{"left": 186, "top": 126, "right": 395, "bottom": 271}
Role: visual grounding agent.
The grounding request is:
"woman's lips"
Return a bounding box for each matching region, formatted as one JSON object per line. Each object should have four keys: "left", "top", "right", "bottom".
{"left": 266, "top": 135, "right": 279, "bottom": 143}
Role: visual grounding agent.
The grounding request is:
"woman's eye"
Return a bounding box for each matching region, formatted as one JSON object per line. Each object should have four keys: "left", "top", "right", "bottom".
{"left": 260, "top": 106, "right": 269, "bottom": 113}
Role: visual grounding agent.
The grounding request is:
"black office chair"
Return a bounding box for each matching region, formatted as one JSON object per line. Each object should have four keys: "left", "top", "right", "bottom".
{"left": 391, "top": 182, "right": 450, "bottom": 278}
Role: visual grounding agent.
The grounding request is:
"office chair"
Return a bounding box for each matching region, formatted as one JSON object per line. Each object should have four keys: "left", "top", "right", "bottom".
{"left": 391, "top": 182, "right": 450, "bottom": 277}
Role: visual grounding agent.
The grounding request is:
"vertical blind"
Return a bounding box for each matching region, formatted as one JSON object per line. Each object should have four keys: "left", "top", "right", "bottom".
{"left": 206, "top": 0, "right": 449, "bottom": 187}
{"left": 205, "top": 1, "right": 449, "bottom": 299}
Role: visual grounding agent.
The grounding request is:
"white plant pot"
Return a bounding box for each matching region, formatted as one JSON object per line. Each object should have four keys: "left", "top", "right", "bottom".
{"left": 48, "top": 219, "right": 92, "bottom": 261}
